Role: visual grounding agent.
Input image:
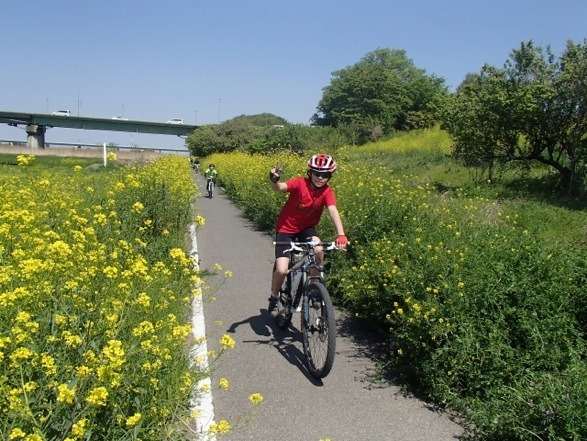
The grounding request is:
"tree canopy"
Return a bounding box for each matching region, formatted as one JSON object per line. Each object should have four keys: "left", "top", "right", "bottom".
{"left": 311, "top": 48, "right": 447, "bottom": 143}
{"left": 441, "top": 40, "right": 587, "bottom": 194}
{"left": 186, "top": 114, "right": 348, "bottom": 157}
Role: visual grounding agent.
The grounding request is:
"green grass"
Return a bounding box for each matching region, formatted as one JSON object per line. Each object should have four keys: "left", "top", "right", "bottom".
{"left": 341, "top": 128, "right": 586, "bottom": 248}
{"left": 0, "top": 153, "right": 100, "bottom": 168}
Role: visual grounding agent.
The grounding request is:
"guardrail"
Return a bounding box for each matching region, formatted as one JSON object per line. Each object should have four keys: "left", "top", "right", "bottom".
{"left": 0, "top": 139, "right": 189, "bottom": 155}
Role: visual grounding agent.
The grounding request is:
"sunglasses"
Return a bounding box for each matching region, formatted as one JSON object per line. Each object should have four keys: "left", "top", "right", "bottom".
{"left": 312, "top": 171, "right": 332, "bottom": 179}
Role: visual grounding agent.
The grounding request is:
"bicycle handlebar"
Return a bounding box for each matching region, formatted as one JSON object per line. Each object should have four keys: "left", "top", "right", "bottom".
{"left": 272, "top": 241, "right": 341, "bottom": 253}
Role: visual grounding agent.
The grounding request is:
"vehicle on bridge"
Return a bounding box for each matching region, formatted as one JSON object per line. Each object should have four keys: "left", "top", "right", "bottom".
{"left": 52, "top": 110, "right": 71, "bottom": 116}
{"left": 167, "top": 118, "right": 184, "bottom": 124}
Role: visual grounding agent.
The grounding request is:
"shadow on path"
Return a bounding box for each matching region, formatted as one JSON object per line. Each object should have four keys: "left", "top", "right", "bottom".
{"left": 226, "top": 309, "right": 324, "bottom": 386}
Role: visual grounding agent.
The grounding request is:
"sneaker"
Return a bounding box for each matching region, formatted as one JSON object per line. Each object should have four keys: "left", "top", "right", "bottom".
{"left": 268, "top": 296, "right": 280, "bottom": 316}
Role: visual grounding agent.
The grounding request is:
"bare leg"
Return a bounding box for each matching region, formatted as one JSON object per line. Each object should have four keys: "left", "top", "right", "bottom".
{"left": 271, "top": 256, "right": 290, "bottom": 296}
{"left": 311, "top": 235, "right": 324, "bottom": 280}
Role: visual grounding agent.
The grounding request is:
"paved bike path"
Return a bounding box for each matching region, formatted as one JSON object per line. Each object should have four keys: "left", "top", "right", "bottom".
{"left": 194, "top": 176, "right": 463, "bottom": 441}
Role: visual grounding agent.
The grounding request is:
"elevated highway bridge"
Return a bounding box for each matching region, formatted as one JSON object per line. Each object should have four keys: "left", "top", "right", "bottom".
{"left": 0, "top": 111, "right": 197, "bottom": 148}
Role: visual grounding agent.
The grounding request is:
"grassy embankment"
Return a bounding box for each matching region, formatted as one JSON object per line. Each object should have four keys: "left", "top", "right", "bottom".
{"left": 207, "top": 127, "right": 587, "bottom": 441}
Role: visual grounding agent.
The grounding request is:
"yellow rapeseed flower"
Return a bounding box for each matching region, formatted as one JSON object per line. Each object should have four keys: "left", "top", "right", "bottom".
{"left": 219, "top": 378, "right": 229, "bottom": 390}
{"left": 76, "top": 365, "right": 93, "bottom": 378}
{"left": 132, "top": 202, "right": 144, "bottom": 213}
{"left": 102, "top": 340, "right": 125, "bottom": 368}
{"left": 248, "top": 393, "right": 264, "bottom": 405}
{"left": 9, "top": 428, "right": 26, "bottom": 439}
{"left": 62, "top": 331, "right": 83, "bottom": 348}
{"left": 103, "top": 265, "right": 118, "bottom": 279}
{"left": 71, "top": 418, "right": 88, "bottom": 437}
{"left": 133, "top": 321, "right": 155, "bottom": 337}
{"left": 16, "top": 154, "right": 35, "bottom": 166}
{"left": 172, "top": 324, "right": 192, "bottom": 339}
{"left": 136, "top": 292, "right": 151, "bottom": 307}
{"left": 15, "top": 311, "right": 32, "bottom": 323}
{"left": 170, "top": 248, "right": 189, "bottom": 265}
{"left": 125, "top": 412, "right": 142, "bottom": 427}
{"left": 56, "top": 383, "right": 76, "bottom": 404}
{"left": 86, "top": 386, "right": 109, "bottom": 406}
{"left": 209, "top": 420, "right": 231, "bottom": 434}
{"left": 40, "top": 353, "right": 57, "bottom": 376}
{"left": 220, "top": 334, "right": 235, "bottom": 350}
{"left": 10, "top": 346, "right": 34, "bottom": 366}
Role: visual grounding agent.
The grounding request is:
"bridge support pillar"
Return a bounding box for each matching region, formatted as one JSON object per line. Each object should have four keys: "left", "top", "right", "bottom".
{"left": 25, "top": 124, "right": 46, "bottom": 148}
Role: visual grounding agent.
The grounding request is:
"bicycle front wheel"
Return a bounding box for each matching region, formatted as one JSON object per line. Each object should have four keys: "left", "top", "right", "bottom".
{"left": 301, "top": 282, "right": 336, "bottom": 378}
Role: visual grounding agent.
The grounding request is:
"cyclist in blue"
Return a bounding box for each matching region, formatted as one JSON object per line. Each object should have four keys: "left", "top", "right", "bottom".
{"left": 267, "top": 154, "right": 348, "bottom": 316}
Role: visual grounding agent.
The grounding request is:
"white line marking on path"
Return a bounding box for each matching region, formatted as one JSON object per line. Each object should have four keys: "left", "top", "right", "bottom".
{"left": 188, "top": 223, "right": 216, "bottom": 441}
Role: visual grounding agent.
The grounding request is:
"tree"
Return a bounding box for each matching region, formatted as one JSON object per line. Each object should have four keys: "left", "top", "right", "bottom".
{"left": 186, "top": 119, "right": 257, "bottom": 157}
{"left": 186, "top": 114, "right": 351, "bottom": 157}
{"left": 441, "top": 40, "right": 587, "bottom": 194}
{"left": 440, "top": 66, "right": 519, "bottom": 182}
{"left": 312, "top": 48, "right": 447, "bottom": 144}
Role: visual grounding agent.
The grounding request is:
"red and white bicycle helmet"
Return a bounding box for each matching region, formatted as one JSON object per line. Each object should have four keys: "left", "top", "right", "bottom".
{"left": 307, "top": 154, "right": 337, "bottom": 173}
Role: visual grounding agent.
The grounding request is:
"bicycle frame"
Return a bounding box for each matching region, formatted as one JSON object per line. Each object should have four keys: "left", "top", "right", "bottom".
{"left": 205, "top": 177, "right": 215, "bottom": 198}
{"left": 287, "top": 243, "right": 327, "bottom": 310}
{"left": 274, "top": 240, "right": 337, "bottom": 314}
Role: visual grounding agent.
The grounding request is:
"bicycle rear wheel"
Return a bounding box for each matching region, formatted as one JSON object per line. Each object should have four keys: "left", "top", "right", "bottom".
{"left": 301, "top": 282, "right": 336, "bottom": 378}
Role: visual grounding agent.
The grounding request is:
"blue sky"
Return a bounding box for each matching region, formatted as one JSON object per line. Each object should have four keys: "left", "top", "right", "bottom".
{"left": 1, "top": 0, "right": 585, "bottom": 150}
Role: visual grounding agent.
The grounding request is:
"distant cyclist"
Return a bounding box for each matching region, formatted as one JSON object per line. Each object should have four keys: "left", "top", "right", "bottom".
{"left": 267, "top": 153, "right": 348, "bottom": 316}
{"left": 204, "top": 164, "right": 218, "bottom": 198}
{"left": 190, "top": 157, "right": 200, "bottom": 173}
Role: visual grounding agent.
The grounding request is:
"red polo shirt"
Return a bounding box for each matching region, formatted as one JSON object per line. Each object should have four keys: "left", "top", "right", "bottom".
{"left": 275, "top": 176, "right": 336, "bottom": 234}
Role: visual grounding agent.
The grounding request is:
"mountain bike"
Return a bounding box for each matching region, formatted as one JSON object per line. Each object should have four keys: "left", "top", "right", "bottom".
{"left": 205, "top": 177, "right": 215, "bottom": 198}
{"left": 273, "top": 240, "right": 338, "bottom": 378}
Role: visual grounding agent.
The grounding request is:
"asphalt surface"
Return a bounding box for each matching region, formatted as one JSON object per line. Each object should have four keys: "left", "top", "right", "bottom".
{"left": 194, "top": 175, "right": 464, "bottom": 441}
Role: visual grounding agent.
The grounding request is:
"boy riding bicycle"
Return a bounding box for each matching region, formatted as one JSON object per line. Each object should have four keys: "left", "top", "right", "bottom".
{"left": 268, "top": 154, "right": 348, "bottom": 316}
{"left": 204, "top": 164, "right": 218, "bottom": 197}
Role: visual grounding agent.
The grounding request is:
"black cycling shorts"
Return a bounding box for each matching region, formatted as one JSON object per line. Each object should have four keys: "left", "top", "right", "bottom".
{"left": 274, "top": 228, "right": 318, "bottom": 259}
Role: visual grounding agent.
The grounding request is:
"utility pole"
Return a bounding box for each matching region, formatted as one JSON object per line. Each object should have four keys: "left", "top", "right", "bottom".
{"left": 77, "top": 86, "right": 82, "bottom": 117}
